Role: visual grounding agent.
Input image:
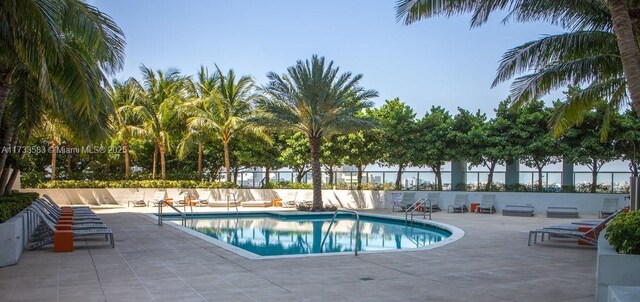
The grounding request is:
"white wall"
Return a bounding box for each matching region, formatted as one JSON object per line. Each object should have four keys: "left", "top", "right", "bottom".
{"left": 20, "top": 188, "right": 627, "bottom": 215}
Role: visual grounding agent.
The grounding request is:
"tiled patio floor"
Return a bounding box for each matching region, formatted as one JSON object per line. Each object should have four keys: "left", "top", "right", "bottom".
{"left": 0, "top": 208, "right": 598, "bottom": 301}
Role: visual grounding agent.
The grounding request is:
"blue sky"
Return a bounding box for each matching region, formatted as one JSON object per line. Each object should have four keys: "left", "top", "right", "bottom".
{"left": 91, "top": 0, "right": 565, "bottom": 118}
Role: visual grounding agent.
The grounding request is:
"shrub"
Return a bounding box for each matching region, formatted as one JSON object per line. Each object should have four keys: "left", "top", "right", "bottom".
{"left": 605, "top": 211, "right": 640, "bottom": 255}
{"left": 0, "top": 192, "right": 39, "bottom": 223}
{"left": 263, "top": 181, "right": 312, "bottom": 189}
{"left": 32, "top": 180, "right": 235, "bottom": 189}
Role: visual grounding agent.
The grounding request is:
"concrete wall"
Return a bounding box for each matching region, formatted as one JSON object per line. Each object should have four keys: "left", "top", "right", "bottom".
{"left": 0, "top": 209, "right": 40, "bottom": 267}
{"left": 596, "top": 233, "right": 640, "bottom": 302}
{"left": 21, "top": 188, "right": 626, "bottom": 215}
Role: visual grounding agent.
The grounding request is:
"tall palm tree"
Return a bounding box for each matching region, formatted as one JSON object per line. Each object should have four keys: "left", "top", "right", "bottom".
{"left": 109, "top": 79, "right": 146, "bottom": 180}
{"left": 210, "top": 66, "right": 257, "bottom": 182}
{"left": 254, "top": 55, "right": 378, "bottom": 211}
{"left": 395, "top": 0, "right": 640, "bottom": 118}
{"left": 136, "top": 65, "right": 187, "bottom": 180}
{"left": 178, "top": 66, "right": 221, "bottom": 179}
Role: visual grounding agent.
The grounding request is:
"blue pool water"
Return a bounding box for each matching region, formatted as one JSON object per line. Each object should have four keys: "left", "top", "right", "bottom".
{"left": 164, "top": 213, "right": 451, "bottom": 256}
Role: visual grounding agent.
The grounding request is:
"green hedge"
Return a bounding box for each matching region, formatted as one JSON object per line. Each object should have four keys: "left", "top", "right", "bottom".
{"left": 0, "top": 192, "right": 39, "bottom": 223}
{"left": 605, "top": 211, "right": 640, "bottom": 255}
{"left": 33, "top": 180, "right": 235, "bottom": 189}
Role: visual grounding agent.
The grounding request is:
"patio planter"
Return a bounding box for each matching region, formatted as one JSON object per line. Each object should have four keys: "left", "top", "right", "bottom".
{"left": 596, "top": 233, "right": 640, "bottom": 302}
{"left": 0, "top": 209, "right": 38, "bottom": 267}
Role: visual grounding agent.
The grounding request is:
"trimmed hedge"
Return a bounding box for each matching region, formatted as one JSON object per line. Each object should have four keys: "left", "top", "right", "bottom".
{"left": 0, "top": 192, "right": 39, "bottom": 223}
{"left": 33, "top": 180, "right": 235, "bottom": 189}
{"left": 605, "top": 211, "right": 640, "bottom": 255}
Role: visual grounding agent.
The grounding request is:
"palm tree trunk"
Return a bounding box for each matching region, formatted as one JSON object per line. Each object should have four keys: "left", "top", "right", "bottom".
{"left": 309, "top": 135, "right": 323, "bottom": 211}
{"left": 0, "top": 71, "right": 11, "bottom": 125}
{"left": 123, "top": 141, "right": 130, "bottom": 180}
{"left": 152, "top": 143, "right": 158, "bottom": 179}
{"left": 606, "top": 0, "right": 640, "bottom": 117}
{"left": 395, "top": 163, "right": 404, "bottom": 190}
{"left": 197, "top": 142, "right": 203, "bottom": 180}
{"left": 65, "top": 143, "right": 72, "bottom": 178}
{"left": 223, "top": 139, "right": 231, "bottom": 182}
{"left": 264, "top": 166, "right": 270, "bottom": 186}
{"left": 0, "top": 123, "right": 15, "bottom": 177}
{"left": 159, "top": 143, "right": 166, "bottom": 180}
{"left": 51, "top": 142, "right": 58, "bottom": 181}
{"left": 4, "top": 166, "right": 20, "bottom": 195}
{"left": 0, "top": 163, "right": 12, "bottom": 195}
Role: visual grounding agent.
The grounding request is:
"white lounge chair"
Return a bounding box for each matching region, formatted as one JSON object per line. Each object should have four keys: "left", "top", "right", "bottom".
{"left": 281, "top": 191, "right": 299, "bottom": 208}
{"left": 392, "top": 192, "right": 416, "bottom": 212}
{"left": 447, "top": 194, "right": 468, "bottom": 213}
{"left": 195, "top": 191, "right": 211, "bottom": 207}
{"left": 148, "top": 191, "right": 167, "bottom": 207}
{"left": 478, "top": 195, "right": 496, "bottom": 214}
{"left": 600, "top": 198, "right": 619, "bottom": 218}
{"left": 127, "top": 191, "right": 146, "bottom": 207}
{"left": 426, "top": 192, "right": 442, "bottom": 212}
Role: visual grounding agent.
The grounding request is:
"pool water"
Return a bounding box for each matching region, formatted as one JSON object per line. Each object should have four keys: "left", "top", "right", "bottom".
{"left": 166, "top": 213, "right": 451, "bottom": 256}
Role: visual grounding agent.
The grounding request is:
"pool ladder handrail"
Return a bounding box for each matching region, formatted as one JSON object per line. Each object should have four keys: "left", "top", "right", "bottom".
{"left": 227, "top": 192, "right": 239, "bottom": 215}
{"left": 157, "top": 200, "right": 187, "bottom": 226}
{"left": 320, "top": 209, "right": 360, "bottom": 256}
{"left": 405, "top": 198, "right": 432, "bottom": 226}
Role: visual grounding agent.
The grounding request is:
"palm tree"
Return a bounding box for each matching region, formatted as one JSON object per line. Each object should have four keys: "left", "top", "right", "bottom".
{"left": 395, "top": 1, "right": 640, "bottom": 118}
{"left": 178, "top": 67, "right": 221, "bottom": 179}
{"left": 254, "top": 55, "right": 378, "bottom": 211}
{"left": 136, "top": 65, "right": 187, "bottom": 180}
{"left": 214, "top": 66, "right": 258, "bottom": 182}
{"left": 0, "top": 0, "right": 125, "bottom": 127}
{"left": 109, "top": 79, "right": 146, "bottom": 180}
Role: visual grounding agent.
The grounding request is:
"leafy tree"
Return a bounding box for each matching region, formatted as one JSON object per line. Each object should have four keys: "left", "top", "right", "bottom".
{"left": 254, "top": 55, "right": 377, "bottom": 210}
{"left": 413, "top": 106, "right": 453, "bottom": 190}
{"left": 615, "top": 109, "right": 640, "bottom": 176}
{"left": 233, "top": 132, "right": 282, "bottom": 186}
{"left": 343, "top": 129, "right": 382, "bottom": 190}
{"left": 321, "top": 135, "right": 348, "bottom": 186}
{"left": 558, "top": 101, "right": 620, "bottom": 192}
{"left": 467, "top": 101, "right": 518, "bottom": 190}
{"left": 448, "top": 108, "right": 485, "bottom": 161}
{"left": 516, "top": 101, "right": 561, "bottom": 191}
{"left": 279, "top": 132, "right": 311, "bottom": 183}
{"left": 370, "top": 98, "right": 416, "bottom": 190}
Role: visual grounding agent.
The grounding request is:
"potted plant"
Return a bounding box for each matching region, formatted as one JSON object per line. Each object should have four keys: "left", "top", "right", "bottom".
{"left": 595, "top": 211, "right": 640, "bottom": 302}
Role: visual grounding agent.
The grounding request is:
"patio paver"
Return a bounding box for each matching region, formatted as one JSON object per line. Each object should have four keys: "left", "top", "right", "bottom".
{"left": 0, "top": 208, "right": 598, "bottom": 301}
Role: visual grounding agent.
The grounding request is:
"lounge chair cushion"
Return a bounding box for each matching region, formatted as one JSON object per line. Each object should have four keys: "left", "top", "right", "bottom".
{"left": 241, "top": 200, "right": 272, "bottom": 207}
{"left": 502, "top": 205, "right": 534, "bottom": 217}
{"left": 546, "top": 206, "right": 579, "bottom": 218}
{"left": 209, "top": 200, "right": 241, "bottom": 207}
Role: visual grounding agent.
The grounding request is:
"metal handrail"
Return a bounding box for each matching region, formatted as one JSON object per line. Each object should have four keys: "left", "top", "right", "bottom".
{"left": 320, "top": 209, "right": 360, "bottom": 256}
{"left": 157, "top": 200, "right": 186, "bottom": 226}
{"left": 227, "top": 192, "right": 239, "bottom": 213}
{"left": 405, "top": 198, "right": 432, "bottom": 226}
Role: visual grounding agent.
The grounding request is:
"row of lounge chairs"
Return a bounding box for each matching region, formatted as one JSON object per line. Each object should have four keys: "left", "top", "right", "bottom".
{"left": 127, "top": 190, "right": 313, "bottom": 208}
{"left": 393, "top": 193, "right": 620, "bottom": 218}
{"left": 27, "top": 194, "right": 114, "bottom": 250}
{"left": 528, "top": 209, "right": 623, "bottom": 246}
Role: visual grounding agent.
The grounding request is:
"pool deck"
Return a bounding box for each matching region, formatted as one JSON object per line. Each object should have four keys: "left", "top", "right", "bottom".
{"left": 0, "top": 207, "right": 598, "bottom": 301}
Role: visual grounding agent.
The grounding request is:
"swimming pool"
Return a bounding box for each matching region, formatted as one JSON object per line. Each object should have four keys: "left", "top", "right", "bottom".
{"left": 161, "top": 212, "right": 461, "bottom": 258}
